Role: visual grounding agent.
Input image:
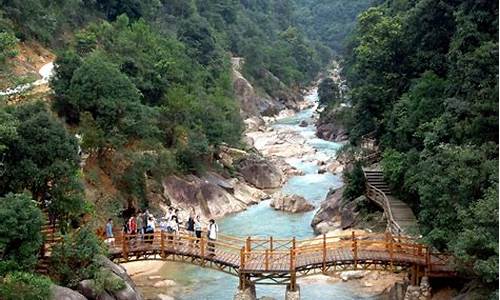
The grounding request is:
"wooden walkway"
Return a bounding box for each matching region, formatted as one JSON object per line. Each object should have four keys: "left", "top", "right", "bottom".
{"left": 105, "top": 230, "right": 455, "bottom": 289}
{"left": 363, "top": 168, "right": 418, "bottom": 235}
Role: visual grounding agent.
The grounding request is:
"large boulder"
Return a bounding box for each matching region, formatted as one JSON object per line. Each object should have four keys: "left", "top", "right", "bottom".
{"left": 163, "top": 175, "right": 246, "bottom": 218}
{"left": 76, "top": 280, "right": 97, "bottom": 299}
{"left": 229, "top": 178, "right": 269, "bottom": 205}
{"left": 311, "top": 187, "right": 344, "bottom": 234}
{"left": 236, "top": 155, "right": 283, "bottom": 189}
{"left": 315, "top": 107, "right": 348, "bottom": 142}
{"left": 270, "top": 194, "right": 314, "bottom": 213}
{"left": 97, "top": 256, "right": 143, "bottom": 300}
{"left": 51, "top": 285, "right": 87, "bottom": 300}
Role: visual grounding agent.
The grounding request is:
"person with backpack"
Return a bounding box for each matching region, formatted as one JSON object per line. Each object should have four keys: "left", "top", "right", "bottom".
{"left": 186, "top": 214, "right": 195, "bottom": 236}
{"left": 207, "top": 219, "right": 218, "bottom": 255}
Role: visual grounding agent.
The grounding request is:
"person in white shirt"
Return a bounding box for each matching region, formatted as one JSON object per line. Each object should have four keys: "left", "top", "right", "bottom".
{"left": 207, "top": 219, "right": 218, "bottom": 255}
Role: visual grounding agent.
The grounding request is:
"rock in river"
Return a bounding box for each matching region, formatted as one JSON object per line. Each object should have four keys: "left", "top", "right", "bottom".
{"left": 270, "top": 193, "right": 315, "bottom": 213}
{"left": 236, "top": 154, "right": 283, "bottom": 189}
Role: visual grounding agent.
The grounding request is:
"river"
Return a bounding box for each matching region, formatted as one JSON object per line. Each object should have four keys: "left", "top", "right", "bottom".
{"left": 132, "top": 89, "right": 382, "bottom": 300}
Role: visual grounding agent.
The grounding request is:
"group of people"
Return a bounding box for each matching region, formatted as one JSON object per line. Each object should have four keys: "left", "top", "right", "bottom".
{"left": 104, "top": 207, "right": 219, "bottom": 254}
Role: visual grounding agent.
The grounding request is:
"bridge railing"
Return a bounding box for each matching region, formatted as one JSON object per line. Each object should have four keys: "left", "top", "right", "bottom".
{"left": 365, "top": 179, "right": 403, "bottom": 235}
{"left": 104, "top": 229, "right": 452, "bottom": 277}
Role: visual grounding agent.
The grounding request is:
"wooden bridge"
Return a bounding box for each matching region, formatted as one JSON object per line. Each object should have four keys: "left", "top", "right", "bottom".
{"left": 106, "top": 230, "right": 455, "bottom": 292}
{"left": 364, "top": 168, "right": 418, "bottom": 235}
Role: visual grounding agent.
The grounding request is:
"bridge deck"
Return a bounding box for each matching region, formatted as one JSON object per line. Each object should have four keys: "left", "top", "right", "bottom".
{"left": 106, "top": 230, "right": 455, "bottom": 284}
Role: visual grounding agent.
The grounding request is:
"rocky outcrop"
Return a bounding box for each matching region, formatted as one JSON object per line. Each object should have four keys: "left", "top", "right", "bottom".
{"left": 163, "top": 175, "right": 247, "bottom": 218}
{"left": 51, "top": 285, "right": 87, "bottom": 300}
{"left": 231, "top": 57, "right": 285, "bottom": 118}
{"left": 98, "top": 255, "right": 143, "bottom": 300}
{"left": 311, "top": 187, "right": 344, "bottom": 234}
{"left": 270, "top": 193, "right": 314, "bottom": 213}
{"left": 236, "top": 155, "right": 283, "bottom": 189}
{"left": 315, "top": 107, "right": 348, "bottom": 142}
{"left": 311, "top": 187, "right": 381, "bottom": 234}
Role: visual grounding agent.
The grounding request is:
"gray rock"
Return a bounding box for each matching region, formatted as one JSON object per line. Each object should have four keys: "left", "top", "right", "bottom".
{"left": 51, "top": 285, "right": 87, "bottom": 300}
{"left": 299, "top": 120, "right": 308, "bottom": 127}
{"left": 270, "top": 194, "right": 314, "bottom": 213}
{"left": 97, "top": 292, "right": 115, "bottom": 300}
{"left": 236, "top": 155, "right": 282, "bottom": 189}
{"left": 77, "top": 280, "right": 97, "bottom": 299}
{"left": 97, "top": 256, "right": 143, "bottom": 300}
{"left": 109, "top": 273, "right": 141, "bottom": 300}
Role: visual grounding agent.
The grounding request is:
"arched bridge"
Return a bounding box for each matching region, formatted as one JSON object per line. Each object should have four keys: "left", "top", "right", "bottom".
{"left": 107, "top": 231, "right": 456, "bottom": 291}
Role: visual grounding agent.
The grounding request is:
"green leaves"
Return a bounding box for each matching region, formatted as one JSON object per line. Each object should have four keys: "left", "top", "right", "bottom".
{"left": 0, "top": 193, "right": 43, "bottom": 275}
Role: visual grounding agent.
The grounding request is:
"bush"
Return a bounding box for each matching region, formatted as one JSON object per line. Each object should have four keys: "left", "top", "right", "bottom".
{"left": 342, "top": 161, "right": 366, "bottom": 201}
{"left": 0, "top": 272, "right": 52, "bottom": 300}
{"left": 92, "top": 269, "right": 125, "bottom": 294}
{"left": 49, "top": 226, "right": 104, "bottom": 287}
{"left": 0, "top": 193, "right": 43, "bottom": 276}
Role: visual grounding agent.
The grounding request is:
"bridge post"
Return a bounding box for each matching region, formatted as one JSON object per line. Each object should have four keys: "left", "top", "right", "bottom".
{"left": 285, "top": 284, "right": 300, "bottom": 300}
{"left": 352, "top": 231, "right": 357, "bottom": 269}
{"left": 122, "top": 234, "right": 128, "bottom": 261}
{"left": 200, "top": 236, "right": 205, "bottom": 267}
{"left": 269, "top": 236, "right": 273, "bottom": 253}
{"left": 388, "top": 233, "right": 394, "bottom": 271}
{"left": 289, "top": 245, "right": 296, "bottom": 292}
{"left": 246, "top": 237, "right": 251, "bottom": 252}
{"left": 322, "top": 233, "right": 326, "bottom": 273}
{"left": 160, "top": 231, "right": 165, "bottom": 258}
{"left": 234, "top": 276, "right": 255, "bottom": 300}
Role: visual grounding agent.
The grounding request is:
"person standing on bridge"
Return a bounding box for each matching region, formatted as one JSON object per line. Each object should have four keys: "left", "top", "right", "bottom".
{"left": 194, "top": 215, "right": 202, "bottom": 245}
{"left": 136, "top": 211, "right": 144, "bottom": 240}
{"left": 207, "top": 219, "right": 218, "bottom": 255}
{"left": 105, "top": 218, "right": 115, "bottom": 247}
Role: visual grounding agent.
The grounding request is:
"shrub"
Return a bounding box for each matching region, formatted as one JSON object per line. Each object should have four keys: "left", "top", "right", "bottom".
{"left": 49, "top": 226, "right": 104, "bottom": 287}
{"left": 342, "top": 161, "right": 366, "bottom": 201}
{"left": 0, "top": 193, "right": 43, "bottom": 276}
{"left": 0, "top": 272, "right": 52, "bottom": 300}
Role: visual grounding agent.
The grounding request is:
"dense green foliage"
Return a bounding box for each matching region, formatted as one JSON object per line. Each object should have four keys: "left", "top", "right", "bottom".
{"left": 0, "top": 272, "right": 52, "bottom": 300}
{"left": 342, "top": 0, "right": 498, "bottom": 291}
{"left": 293, "top": 0, "right": 375, "bottom": 53}
{"left": 0, "top": 193, "right": 43, "bottom": 276}
{"left": 0, "top": 102, "right": 84, "bottom": 220}
{"left": 50, "top": 226, "right": 105, "bottom": 287}
{"left": 317, "top": 78, "right": 340, "bottom": 106}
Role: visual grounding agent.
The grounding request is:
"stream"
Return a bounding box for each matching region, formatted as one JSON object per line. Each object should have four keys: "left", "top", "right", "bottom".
{"left": 133, "top": 89, "right": 380, "bottom": 300}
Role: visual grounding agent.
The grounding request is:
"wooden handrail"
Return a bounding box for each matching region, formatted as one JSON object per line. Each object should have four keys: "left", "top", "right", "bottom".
{"left": 98, "top": 230, "right": 453, "bottom": 278}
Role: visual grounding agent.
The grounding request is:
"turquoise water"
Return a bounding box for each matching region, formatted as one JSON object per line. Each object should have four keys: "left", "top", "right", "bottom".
{"left": 142, "top": 89, "right": 378, "bottom": 300}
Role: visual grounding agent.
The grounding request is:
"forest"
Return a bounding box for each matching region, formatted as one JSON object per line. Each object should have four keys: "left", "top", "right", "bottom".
{"left": 0, "top": 0, "right": 346, "bottom": 297}
{"left": 326, "top": 0, "right": 498, "bottom": 297}
{"left": 0, "top": 0, "right": 498, "bottom": 299}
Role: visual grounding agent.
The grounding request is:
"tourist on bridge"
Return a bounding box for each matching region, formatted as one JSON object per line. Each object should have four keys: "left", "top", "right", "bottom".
{"left": 145, "top": 216, "right": 155, "bottom": 244}
{"left": 186, "top": 213, "right": 195, "bottom": 236}
{"left": 128, "top": 215, "right": 137, "bottom": 235}
{"left": 165, "top": 207, "right": 174, "bottom": 221}
{"left": 105, "top": 218, "right": 115, "bottom": 247}
{"left": 207, "top": 219, "right": 218, "bottom": 255}
{"left": 137, "top": 211, "right": 144, "bottom": 240}
{"left": 194, "top": 215, "right": 202, "bottom": 243}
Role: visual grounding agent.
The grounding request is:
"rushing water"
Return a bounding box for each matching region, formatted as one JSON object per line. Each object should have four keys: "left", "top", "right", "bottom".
{"left": 134, "top": 89, "right": 379, "bottom": 300}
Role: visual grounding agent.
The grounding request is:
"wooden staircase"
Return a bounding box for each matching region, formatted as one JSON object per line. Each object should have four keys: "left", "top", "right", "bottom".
{"left": 37, "top": 212, "right": 61, "bottom": 275}
{"left": 364, "top": 169, "right": 419, "bottom": 235}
